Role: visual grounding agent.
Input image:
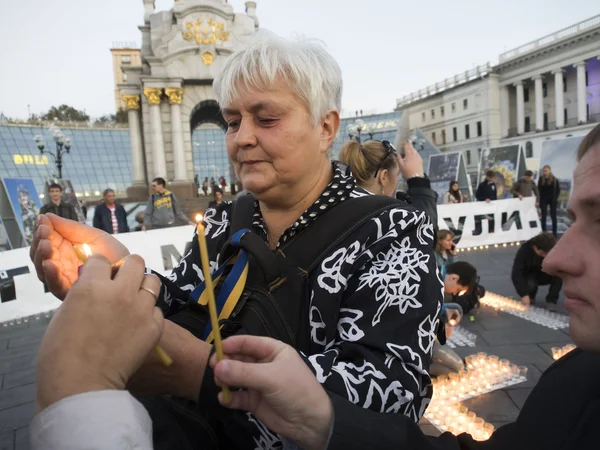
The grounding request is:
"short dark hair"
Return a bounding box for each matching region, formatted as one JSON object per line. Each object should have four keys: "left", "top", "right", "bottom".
{"left": 524, "top": 170, "right": 533, "bottom": 177}
{"left": 103, "top": 188, "right": 115, "bottom": 197}
{"left": 577, "top": 123, "right": 600, "bottom": 161}
{"left": 486, "top": 170, "right": 495, "bottom": 178}
{"left": 446, "top": 262, "right": 478, "bottom": 288}
{"left": 214, "top": 188, "right": 223, "bottom": 196}
{"left": 529, "top": 232, "right": 557, "bottom": 253}
{"left": 48, "top": 183, "right": 63, "bottom": 192}
{"left": 152, "top": 177, "right": 166, "bottom": 187}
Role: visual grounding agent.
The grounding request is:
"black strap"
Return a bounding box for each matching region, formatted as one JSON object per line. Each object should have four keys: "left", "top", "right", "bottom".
{"left": 229, "top": 194, "right": 256, "bottom": 235}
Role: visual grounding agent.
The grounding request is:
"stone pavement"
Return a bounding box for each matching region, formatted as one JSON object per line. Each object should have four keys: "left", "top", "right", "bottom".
{"left": 0, "top": 246, "right": 572, "bottom": 448}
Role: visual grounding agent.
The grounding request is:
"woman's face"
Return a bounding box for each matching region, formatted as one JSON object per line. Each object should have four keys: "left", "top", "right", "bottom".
{"left": 542, "top": 167, "right": 551, "bottom": 177}
{"left": 222, "top": 79, "right": 338, "bottom": 204}
{"left": 441, "top": 234, "right": 454, "bottom": 251}
{"left": 451, "top": 183, "right": 459, "bottom": 192}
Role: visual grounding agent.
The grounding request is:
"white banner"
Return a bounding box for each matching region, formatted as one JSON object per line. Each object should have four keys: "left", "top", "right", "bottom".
{"left": 437, "top": 197, "right": 541, "bottom": 248}
{"left": 0, "top": 225, "right": 196, "bottom": 323}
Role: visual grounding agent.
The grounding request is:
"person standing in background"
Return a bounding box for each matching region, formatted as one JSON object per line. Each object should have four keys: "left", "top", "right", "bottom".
{"left": 435, "top": 229, "right": 458, "bottom": 270}
{"left": 202, "top": 177, "right": 209, "bottom": 196}
{"left": 511, "top": 170, "right": 539, "bottom": 206}
{"left": 142, "top": 177, "right": 192, "bottom": 230}
{"left": 40, "top": 183, "right": 78, "bottom": 221}
{"left": 443, "top": 181, "right": 464, "bottom": 204}
{"left": 93, "top": 189, "right": 129, "bottom": 235}
{"left": 475, "top": 170, "right": 497, "bottom": 202}
{"left": 538, "top": 165, "right": 561, "bottom": 236}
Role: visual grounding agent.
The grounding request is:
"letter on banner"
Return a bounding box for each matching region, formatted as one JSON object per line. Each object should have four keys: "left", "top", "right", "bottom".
{"left": 473, "top": 214, "right": 495, "bottom": 236}
{"left": 161, "top": 242, "right": 192, "bottom": 270}
{"left": 501, "top": 211, "right": 522, "bottom": 231}
{"left": 443, "top": 216, "right": 466, "bottom": 244}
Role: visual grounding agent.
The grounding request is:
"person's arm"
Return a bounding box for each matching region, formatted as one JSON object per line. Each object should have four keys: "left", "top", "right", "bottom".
{"left": 119, "top": 205, "right": 130, "bottom": 232}
{"left": 143, "top": 196, "right": 153, "bottom": 228}
{"left": 533, "top": 183, "right": 540, "bottom": 204}
{"left": 31, "top": 391, "right": 152, "bottom": 450}
{"left": 475, "top": 183, "right": 484, "bottom": 201}
{"left": 510, "top": 181, "right": 520, "bottom": 198}
{"left": 511, "top": 245, "right": 530, "bottom": 297}
{"left": 92, "top": 205, "right": 103, "bottom": 230}
{"left": 406, "top": 177, "right": 438, "bottom": 228}
{"left": 70, "top": 204, "right": 80, "bottom": 222}
{"left": 555, "top": 179, "right": 561, "bottom": 201}
{"left": 171, "top": 194, "right": 191, "bottom": 224}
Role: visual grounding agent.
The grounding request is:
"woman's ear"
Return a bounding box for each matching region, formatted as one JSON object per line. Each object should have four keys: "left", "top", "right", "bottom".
{"left": 377, "top": 168, "right": 388, "bottom": 186}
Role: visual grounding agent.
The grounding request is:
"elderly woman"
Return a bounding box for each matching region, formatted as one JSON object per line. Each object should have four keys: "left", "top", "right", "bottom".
{"left": 30, "top": 33, "right": 441, "bottom": 449}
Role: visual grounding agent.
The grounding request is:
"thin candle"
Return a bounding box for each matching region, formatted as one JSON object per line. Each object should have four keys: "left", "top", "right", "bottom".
{"left": 72, "top": 243, "right": 173, "bottom": 367}
{"left": 196, "top": 214, "right": 231, "bottom": 402}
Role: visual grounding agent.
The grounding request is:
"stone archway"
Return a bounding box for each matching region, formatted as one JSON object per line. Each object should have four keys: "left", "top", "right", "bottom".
{"left": 189, "top": 100, "right": 237, "bottom": 195}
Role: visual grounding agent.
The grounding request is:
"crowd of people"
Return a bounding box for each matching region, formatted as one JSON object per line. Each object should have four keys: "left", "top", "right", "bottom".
{"left": 24, "top": 32, "right": 600, "bottom": 449}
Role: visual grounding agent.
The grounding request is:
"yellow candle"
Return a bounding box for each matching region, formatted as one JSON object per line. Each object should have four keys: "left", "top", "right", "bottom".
{"left": 196, "top": 214, "right": 231, "bottom": 403}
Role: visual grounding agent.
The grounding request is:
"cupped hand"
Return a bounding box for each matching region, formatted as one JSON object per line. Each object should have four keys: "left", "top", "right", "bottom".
{"left": 397, "top": 141, "right": 424, "bottom": 180}
{"left": 211, "top": 335, "right": 333, "bottom": 450}
{"left": 36, "top": 254, "right": 164, "bottom": 411}
{"left": 30, "top": 214, "right": 129, "bottom": 300}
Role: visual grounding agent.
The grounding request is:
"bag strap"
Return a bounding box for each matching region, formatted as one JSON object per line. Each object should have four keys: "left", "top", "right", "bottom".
{"left": 229, "top": 194, "right": 256, "bottom": 236}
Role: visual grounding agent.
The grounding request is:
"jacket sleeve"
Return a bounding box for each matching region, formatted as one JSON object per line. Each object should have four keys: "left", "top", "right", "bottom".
{"left": 92, "top": 205, "right": 103, "bottom": 230}
{"left": 555, "top": 180, "right": 561, "bottom": 200}
{"left": 70, "top": 204, "right": 79, "bottom": 222}
{"left": 511, "top": 245, "right": 529, "bottom": 297}
{"left": 171, "top": 194, "right": 190, "bottom": 224}
{"left": 40, "top": 204, "right": 49, "bottom": 215}
{"left": 532, "top": 183, "right": 540, "bottom": 202}
{"left": 120, "top": 205, "right": 130, "bottom": 232}
{"left": 303, "top": 209, "right": 442, "bottom": 423}
{"left": 510, "top": 181, "right": 520, "bottom": 198}
{"left": 475, "top": 183, "right": 484, "bottom": 201}
{"left": 143, "top": 197, "right": 154, "bottom": 227}
{"left": 407, "top": 177, "right": 438, "bottom": 228}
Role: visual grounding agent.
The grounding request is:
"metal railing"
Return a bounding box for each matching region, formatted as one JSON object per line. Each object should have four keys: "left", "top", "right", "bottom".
{"left": 499, "top": 14, "right": 600, "bottom": 63}
{"left": 396, "top": 63, "right": 492, "bottom": 107}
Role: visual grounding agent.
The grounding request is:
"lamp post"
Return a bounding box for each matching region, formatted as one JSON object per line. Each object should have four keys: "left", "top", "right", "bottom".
{"left": 347, "top": 118, "right": 366, "bottom": 143}
{"left": 34, "top": 125, "right": 72, "bottom": 179}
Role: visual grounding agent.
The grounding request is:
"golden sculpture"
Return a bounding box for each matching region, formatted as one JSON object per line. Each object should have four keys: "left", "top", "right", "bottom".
{"left": 122, "top": 94, "right": 141, "bottom": 110}
{"left": 165, "top": 88, "right": 184, "bottom": 104}
{"left": 202, "top": 52, "right": 214, "bottom": 66}
{"left": 143, "top": 88, "right": 163, "bottom": 105}
{"left": 183, "top": 19, "right": 229, "bottom": 45}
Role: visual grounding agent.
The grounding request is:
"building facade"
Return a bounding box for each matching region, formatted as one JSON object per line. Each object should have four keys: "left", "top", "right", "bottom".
{"left": 396, "top": 14, "right": 600, "bottom": 178}
{"left": 120, "top": 0, "right": 259, "bottom": 200}
{"left": 110, "top": 43, "right": 142, "bottom": 112}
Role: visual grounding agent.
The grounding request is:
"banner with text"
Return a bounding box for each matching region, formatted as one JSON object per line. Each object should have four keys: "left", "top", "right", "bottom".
{"left": 438, "top": 197, "right": 541, "bottom": 248}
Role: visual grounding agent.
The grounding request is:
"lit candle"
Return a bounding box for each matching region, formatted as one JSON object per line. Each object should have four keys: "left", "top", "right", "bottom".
{"left": 196, "top": 214, "right": 231, "bottom": 402}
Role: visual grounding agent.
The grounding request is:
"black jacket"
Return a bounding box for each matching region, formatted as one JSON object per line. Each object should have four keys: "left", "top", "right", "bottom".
{"left": 475, "top": 180, "right": 497, "bottom": 201}
{"left": 397, "top": 177, "right": 438, "bottom": 228}
{"left": 40, "top": 202, "right": 79, "bottom": 221}
{"left": 93, "top": 203, "right": 129, "bottom": 234}
{"left": 538, "top": 177, "right": 561, "bottom": 202}
{"left": 327, "top": 348, "right": 600, "bottom": 450}
{"left": 511, "top": 241, "right": 543, "bottom": 297}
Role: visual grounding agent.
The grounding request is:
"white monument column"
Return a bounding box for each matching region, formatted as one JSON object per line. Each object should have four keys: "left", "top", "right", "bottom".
{"left": 144, "top": 88, "right": 168, "bottom": 178}
{"left": 500, "top": 85, "right": 510, "bottom": 137}
{"left": 165, "top": 88, "right": 187, "bottom": 181}
{"left": 515, "top": 81, "right": 525, "bottom": 135}
{"left": 533, "top": 76, "right": 544, "bottom": 131}
{"left": 553, "top": 69, "right": 565, "bottom": 128}
{"left": 122, "top": 95, "right": 145, "bottom": 184}
{"left": 575, "top": 61, "right": 587, "bottom": 123}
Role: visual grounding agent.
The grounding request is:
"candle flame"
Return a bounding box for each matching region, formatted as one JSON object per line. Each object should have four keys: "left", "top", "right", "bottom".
{"left": 458, "top": 289, "right": 467, "bottom": 296}
{"left": 195, "top": 213, "right": 203, "bottom": 222}
{"left": 82, "top": 243, "right": 92, "bottom": 257}
{"left": 449, "top": 319, "right": 457, "bottom": 326}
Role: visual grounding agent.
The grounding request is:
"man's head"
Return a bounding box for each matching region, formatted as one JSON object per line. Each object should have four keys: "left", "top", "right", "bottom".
{"left": 151, "top": 177, "right": 166, "bottom": 194}
{"left": 103, "top": 188, "right": 116, "bottom": 206}
{"left": 486, "top": 170, "right": 495, "bottom": 181}
{"left": 48, "top": 183, "right": 63, "bottom": 203}
{"left": 214, "top": 188, "right": 223, "bottom": 203}
{"left": 444, "top": 262, "right": 477, "bottom": 295}
{"left": 543, "top": 123, "right": 600, "bottom": 352}
{"left": 529, "top": 232, "right": 557, "bottom": 258}
{"left": 524, "top": 170, "right": 533, "bottom": 182}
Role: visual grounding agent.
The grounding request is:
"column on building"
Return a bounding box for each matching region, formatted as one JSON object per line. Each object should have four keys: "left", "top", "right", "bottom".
{"left": 515, "top": 81, "right": 525, "bottom": 135}
{"left": 500, "top": 85, "right": 510, "bottom": 137}
{"left": 575, "top": 61, "right": 587, "bottom": 124}
{"left": 144, "top": 88, "right": 168, "bottom": 179}
{"left": 165, "top": 88, "right": 187, "bottom": 182}
{"left": 533, "top": 75, "right": 544, "bottom": 131}
{"left": 553, "top": 69, "right": 565, "bottom": 128}
{"left": 122, "top": 95, "right": 146, "bottom": 185}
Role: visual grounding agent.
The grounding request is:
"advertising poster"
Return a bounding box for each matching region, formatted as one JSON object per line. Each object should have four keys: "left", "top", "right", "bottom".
{"left": 0, "top": 216, "right": 11, "bottom": 252}
{"left": 477, "top": 145, "right": 520, "bottom": 199}
{"left": 44, "top": 179, "right": 86, "bottom": 223}
{"left": 428, "top": 152, "right": 460, "bottom": 204}
{"left": 539, "top": 136, "right": 583, "bottom": 234}
{"left": 1, "top": 178, "right": 42, "bottom": 246}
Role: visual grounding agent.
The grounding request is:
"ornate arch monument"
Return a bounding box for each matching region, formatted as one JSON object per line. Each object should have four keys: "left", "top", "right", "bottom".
{"left": 121, "top": 0, "right": 259, "bottom": 200}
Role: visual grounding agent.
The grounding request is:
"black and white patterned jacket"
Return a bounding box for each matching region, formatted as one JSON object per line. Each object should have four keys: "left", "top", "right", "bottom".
{"left": 156, "top": 163, "right": 442, "bottom": 448}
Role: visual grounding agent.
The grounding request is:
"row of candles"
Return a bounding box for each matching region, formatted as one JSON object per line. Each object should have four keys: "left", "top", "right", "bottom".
{"left": 446, "top": 325, "right": 477, "bottom": 348}
{"left": 425, "top": 353, "right": 527, "bottom": 440}
{"left": 551, "top": 343, "right": 576, "bottom": 360}
{"left": 479, "top": 292, "right": 569, "bottom": 330}
{"left": 455, "top": 242, "right": 521, "bottom": 253}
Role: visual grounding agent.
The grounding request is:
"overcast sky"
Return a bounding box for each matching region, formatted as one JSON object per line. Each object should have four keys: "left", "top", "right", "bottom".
{"left": 1, "top": 0, "right": 598, "bottom": 119}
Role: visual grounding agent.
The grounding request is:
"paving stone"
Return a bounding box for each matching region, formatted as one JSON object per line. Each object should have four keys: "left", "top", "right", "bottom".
{"left": 15, "top": 427, "right": 29, "bottom": 450}
{"left": 0, "top": 431, "right": 13, "bottom": 450}
{"left": 0, "top": 384, "right": 36, "bottom": 411}
{"left": 8, "top": 332, "right": 46, "bottom": 351}
{"left": 506, "top": 388, "right": 533, "bottom": 410}
{"left": 478, "top": 326, "right": 570, "bottom": 346}
{"left": 462, "top": 390, "right": 520, "bottom": 425}
{"left": 0, "top": 402, "right": 35, "bottom": 434}
{"left": 3, "top": 368, "right": 37, "bottom": 391}
{"left": 0, "top": 351, "right": 37, "bottom": 376}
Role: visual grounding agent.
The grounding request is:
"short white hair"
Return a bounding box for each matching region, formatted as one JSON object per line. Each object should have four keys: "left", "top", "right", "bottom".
{"left": 213, "top": 31, "right": 343, "bottom": 124}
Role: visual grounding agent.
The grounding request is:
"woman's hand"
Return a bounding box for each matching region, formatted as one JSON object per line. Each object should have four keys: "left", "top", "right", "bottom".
{"left": 30, "top": 214, "right": 129, "bottom": 300}
{"left": 211, "top": 335, "right": 333, "bottom": 450}
{"left": 397, "top": 141, "right": 424, "bottom": 180}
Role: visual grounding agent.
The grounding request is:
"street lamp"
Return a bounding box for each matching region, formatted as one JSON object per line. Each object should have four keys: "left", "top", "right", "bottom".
{"left": 347, "top": 118, "right": 366, "bottom": 143}
{"left": 34, "top": 126, "right": 72, "bottom": 179}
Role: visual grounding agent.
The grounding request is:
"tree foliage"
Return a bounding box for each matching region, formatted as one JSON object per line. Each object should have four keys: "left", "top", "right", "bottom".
{"left": 41, "top": 104, "right": 90, "bottom": 122}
